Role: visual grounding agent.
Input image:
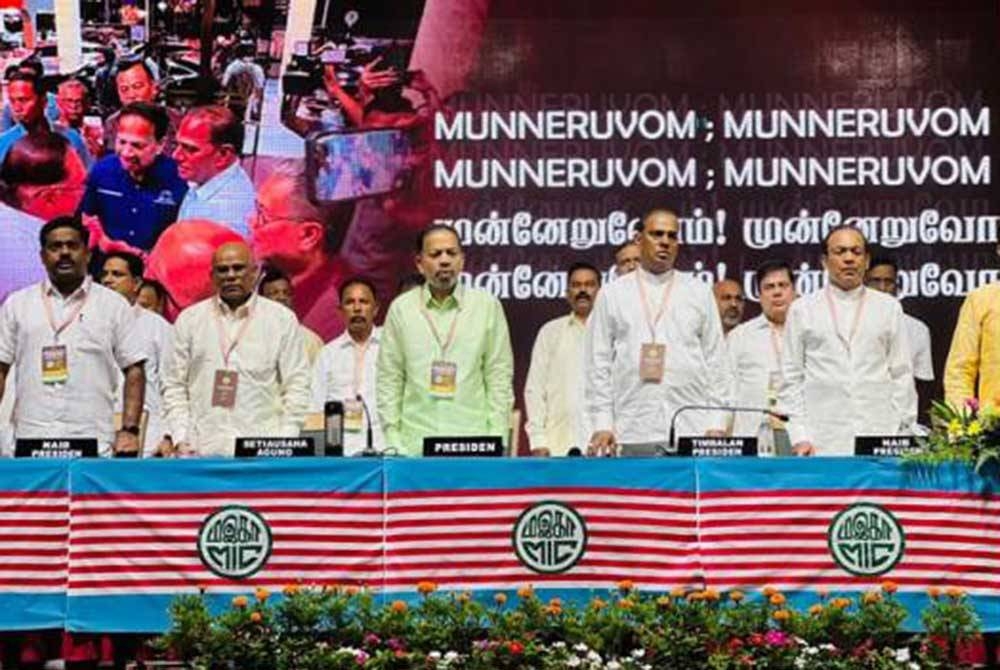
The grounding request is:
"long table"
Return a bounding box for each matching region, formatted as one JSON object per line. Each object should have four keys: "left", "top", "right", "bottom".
{"left": 2, "top": 458, "right": 997, "bottom": 632}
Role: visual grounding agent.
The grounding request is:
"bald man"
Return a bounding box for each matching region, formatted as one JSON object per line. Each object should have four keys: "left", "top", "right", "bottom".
{"left": 160, "top": 241, "right": 312, "bottom": 456}
{"left": 714, "top": 279, "right": 746, "bottom": 335}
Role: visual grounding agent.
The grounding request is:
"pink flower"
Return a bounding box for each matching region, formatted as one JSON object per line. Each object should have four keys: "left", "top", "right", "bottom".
{"left": 355, "top": 650, "right": 369, "bottom": 666}
{"left": 764, "top": 630, "right": 790, "bottom": 647}
{"left": 965, "top": 398, "right": 980, "bottom": 413}
{"left": 363, "top": 633, "right": 380, "bottom": 647}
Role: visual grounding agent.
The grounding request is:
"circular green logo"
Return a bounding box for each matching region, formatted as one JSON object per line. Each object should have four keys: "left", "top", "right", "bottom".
{"left": 197, "top": 506, "right": 273, "bottom": 579}
{"left": 512, "top": 501, "right": 588, "bottom": 574}
{"left": 827, "top": 503, "right": 905, "bottom": 576}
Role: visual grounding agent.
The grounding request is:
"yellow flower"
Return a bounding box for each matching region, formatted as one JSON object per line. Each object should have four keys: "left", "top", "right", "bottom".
{"left": 769, "top": 593, "right": 786, "bottom": 606}
{"left": 617, "top": 598, "right": 634, "bottom": 610}
{"left": 670, "top": 587, "right": 686, "bottom": 599}
{"left": 416, "top": 580, "right": 436, "bottom": 595}
{"left": 250, "top": 611, "right": 262, "bottom": 623}
{"left": 773, "top": 609, "right": 791, "bottom": 621}
{"left": 862, "top": 592, "right": 882, "bottom": 605}
{"left": 729, "top": 590, "right": 745, "bottom": 603}
{"left": 255, "top": 587, "right": 269, "bottom": 603}
{"left": 948, "top": 418, "right": 964, "bottom": 437}
{"left": 968, "top": 420, "right": 983, "bottom": 437}
{"left": 232, "top": 595, "right": 248, "bottom": 609}
{"left": 494, "top": 593, "right": 507, "bottom": 605}
{"left": 517, "top": 585, "right": 535, "bottom": 599}
{"left": 831, "top": 597, "right": 851, "bottom": 610}
{"left": 591, "top": 597, "right": 607, "bottom": 611}
{"left": 703, "top": 588, "right": 721, "bottom": 602}
{"left": 656, "top": 595, "right": 672, "bottom": 608}
{"left": 809, "top": 604, "right": 824, "bottom": 616}
{"left": 390, "top": 600, "right": 408, "bottom": 613}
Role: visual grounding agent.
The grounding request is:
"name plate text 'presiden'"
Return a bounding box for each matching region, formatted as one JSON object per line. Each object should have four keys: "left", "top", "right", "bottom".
{"left": 676, "top": 437, "right": 759, "bottom": 457}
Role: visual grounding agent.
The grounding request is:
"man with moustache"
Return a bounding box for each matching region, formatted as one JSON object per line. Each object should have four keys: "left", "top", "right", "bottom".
{"left": 779, "top": 225, "right": 916, "bottom": 456}
{"left": 103, "top": 59, "right": 183, "bottom": 154}
{"left": 0, "top": 71, "right": 92, "bottom": 168}
{"left": 80, "top": 103, "right": 187, "bottom": 252}
{"left": 160, "top": 242, "right": 311, "bottom": 456}
{"left": 714, "top": 278, "right": 746, "bottom": 336}
{"left": 524, "top": 262, "right": 601, "bottom": 456}
{"left": 584, "top": 209, "right": 734, "bottom": 456}
{"left": 726, "top": 260, "right": 796, "bottom": 453}
{"left": 377, "top": 224, "right": 514, "bottom": 455}
{"left": 312, "top": 278, "right": 385, "bottom": 454}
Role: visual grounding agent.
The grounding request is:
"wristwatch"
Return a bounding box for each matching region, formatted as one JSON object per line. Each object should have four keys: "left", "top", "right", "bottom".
{"left": 120, "top": 425, "right": 141, "bottom": 436}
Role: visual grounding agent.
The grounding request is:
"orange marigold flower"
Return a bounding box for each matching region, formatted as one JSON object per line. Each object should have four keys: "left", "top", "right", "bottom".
{"left": 762, "top": 585, "right": 778, "bottom": 597}
{"left": 517, "top": 585, "right": 535, "bottom": 599}
{"left": 591, "top": 597, "right": 607, "bottom": 610}
{"left": 416, "top": 581, "right": 436, "bottom": 595}
{"left": 729, "top": 590, "right": 745, "bottom": 603}
{"left": 617, "top": 598, "right": 634, "bottom": 610}
{"left": 232, "top": 596, "right": 248, "bottom": 609}
{"left": 686, "top": 591, "right": 704, "bottom": 603}
{"left": 703, "top": 588, "right": 721, "bottom": 602}
{"left": 282, "top": 584, "right": 300, "bottom": 596}
{"left": 769, "top": 593, "right": 786, "bottom": 606}
{"left": 390, "top": 600, "right": 408, "bottom": 613}
{"left": 881, "top": 580, "right": 898, "bottom": 595}
{"left": 773, "top": 609, "right": 791, "bottom": 622}
{"left": 457, "top": 591, "right": 471, "bottom": 603}
{"left": 250, "top": 611, "right": 262, "bottom": 623}
{"left": 927, "top": 586, "right": 941, "bottom": 599}
{"left": 862, "top": 592, "right": 882, "bottom": 605}
{"left": 617, "top": 579, "right": 635, "bottom": 593}
{"left": 255, "top": 587, "right": 269, "bottom": 603}
{"left": 345, "top": 585, "right": 360, "bottom": 597}
{"left": 545, "top": 604, "right": 563, "bottom": 616}
{"left": 670, "top": 587, "right": 686, "bottom": 598}
{"left": 946, "top": 587, "right": 964, "bottom": 600}
{"left": 809, "top": 604, "right": 824, "bottom": 616}
{"left": 831, "top": 597, "right": 851, "bottom": 610}
{"left": 494, "top": 593, "right": 508, "bottom": 605}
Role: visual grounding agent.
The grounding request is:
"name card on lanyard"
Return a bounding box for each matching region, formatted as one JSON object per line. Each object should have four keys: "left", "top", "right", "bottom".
{"left": 212, "top": 300, "right": 254, "bottom": 408}
{"left": 636, "top": 272, "right": 676, "bottom": 383}
{"left": 420, "top": 290, "right": 461, "bottom": 399}
{"left": 40, "top": 284, "right": 88, "bottom": 385}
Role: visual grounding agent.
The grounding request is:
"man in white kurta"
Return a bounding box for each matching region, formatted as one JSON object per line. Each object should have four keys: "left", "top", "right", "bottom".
{"left": 161, "top": 242, "right": 312, "bottom": 456}
{"left": 524, "top": 262, "right": 600, "bottom": 456}
{"left": 779, "top": 226, "right": 916, "bottom": 456}
{"left": 726, "top": 260, "right": 796, "bottom": 443}
{"left": 312, "top": 279, "right": 384, "bottom": 455}
{"left": 865, "top": 257, "right": 934, "bottom": 382}
{"left": 585, "top": 209, "right": 733, "bottom": 454}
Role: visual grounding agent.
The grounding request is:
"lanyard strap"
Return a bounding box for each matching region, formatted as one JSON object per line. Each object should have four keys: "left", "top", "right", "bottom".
{"left": 351, "top": 338, "right": 370, "bottom": 396}
{"left": 824, "top": 286, "right": 867, "bottom": 351}
{"left": 636, "top": 271, "right": 676, "bottom": 342}
{"left": 768, "top": 322, "right": 785, "bottom": 369}
{"left": 41, "top": 284, "right": 88, "bottom": 341}
{"left": 214, "top": 300, "right": 255, "bottom": 368}
{"left": 419, "top": 289, "right": 461, "bottom": 357}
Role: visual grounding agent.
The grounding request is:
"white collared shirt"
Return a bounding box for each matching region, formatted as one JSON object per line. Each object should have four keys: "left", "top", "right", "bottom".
{"left": 726, "top": 314, "right": 785, "bottom": 436}
{"left": 524, "top": 313, "right": 591, "bottom": 455}
{"left": 0, "top": 277, "right": 146, "bottom": 452}
{"left": 584, "top": 267, "right": 734, "bottom": 443}
{"left": 311, "top": 327, "right": 384, "bottom": 455}
{"left": 116, "top": 306, "right": 173, "bottom": 455}
{"left": 161, "top": 294, "right": 312, "bottom": 456}
{"left": 778, "top": 285, "right": 917, "bottom": 455}
{"left": 177, "top": 161, "right": 255, "bottom": 238}
{"left": 903, "top": 313, "right": 934, "bottom": 381}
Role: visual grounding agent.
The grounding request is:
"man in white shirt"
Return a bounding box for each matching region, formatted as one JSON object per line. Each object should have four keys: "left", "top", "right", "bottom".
{"left": 726, "top": 260, "right": 796, "bottom": 451}
{"left": 0, "top": 217, "right": 147, "bottom": 455}
{"left": 173, "top": 106, "right": 255, "bottom": 238}
{"left": 258, "top": 267, "right": 325, "bottom": 363}
{"left": 312, "top": 277, "right": 384, "bottom": 455}
{"left": 160, "top": 241, "right": 312, "bottom": 456}
{"left": 524, "top": 262, "right": 600, "bottom": 456}
{"left": 865, "top": 255, "right": 934, "bottom": 417}
{"left": 714, "top": 279, "right": 746, "bottom": 336}
{"left": 779, "top": 226, "right": 917, "bottom": 456}
{"left": 584, "top": 209, "right": 734, "bottom": 456}
{"left": 100, "top": 251, "right": 173, "bottom": 456}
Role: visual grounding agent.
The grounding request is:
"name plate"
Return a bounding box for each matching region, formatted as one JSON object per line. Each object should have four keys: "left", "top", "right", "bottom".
{"left": 423, "top": 436, "right": 504, "bottom": 457}
{"left": 15, "top": 439, "right": 98, "bottom": 459}
{"left": 854, "top": 435, "right": 920, "bottom": 457}
{"left": 235, "top": 437, "right": 316, "bottom": 458}
{"left": 676, "top": 436, "right": 758, "bottom": 457}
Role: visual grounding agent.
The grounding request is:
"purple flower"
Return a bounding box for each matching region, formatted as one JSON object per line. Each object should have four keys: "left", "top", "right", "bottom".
{"left": 355, "top": 650, "right": 369, "bottom": 666}
{"left": 386, "top": 637, "right": 405, "bottom": 652}
{"left": 363, "top": 633, "right": 380, "bottom": 647}
{"left": 966, "top": 398, "right": 980, "bottom": 413}
{"left": 474, "top": 639, "right": 491, "bottom": 651}
{"left": 764, "top": 630, "right": 790, "bottom": 647}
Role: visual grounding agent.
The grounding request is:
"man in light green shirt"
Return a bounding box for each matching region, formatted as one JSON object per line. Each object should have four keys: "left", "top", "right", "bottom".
{"left": 376, "top": 225, "right": 514, "bottom": 455}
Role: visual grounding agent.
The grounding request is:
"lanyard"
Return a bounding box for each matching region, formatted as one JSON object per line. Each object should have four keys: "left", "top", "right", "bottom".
{"left": 768, "top": 321, "right": 784, "bottom": 369}
{"left": 636, "top": 271, "right": 676, "bottom": 342}
{"left": 214, "top": 299, "right": 255, "bottom": 368}
{"left": 351, "top": 337, "right": 371, "bottom": 396}
{"left": 41, "top": 284, "right": 88, "bottom": 341}
{"left": 419, "top": 288, "right": 461, "bottom": 357}
{"left": 824, "top": 286, "right": 867, "bottom": 352}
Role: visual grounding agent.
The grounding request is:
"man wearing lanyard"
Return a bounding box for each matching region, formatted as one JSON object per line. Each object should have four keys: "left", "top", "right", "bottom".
{"left": 725, "top": 260, "right": 796, "bottom": 453}
{"left": 377, "top": 224, "right": 514, "bottom": 456}
{"left": 0, "top": 217, "right": 147, "bottom": 455}
{"left": 160, "top": 241, "right": 312, "bottom": 456}
{"left": 312, "top": 277, "right": 384, "bottom": 454}
{"left": 778, "top": 225, "right": 916, "bottom": 456}
{"left": 584, "top": 209, "right": 734, "bottom": 456}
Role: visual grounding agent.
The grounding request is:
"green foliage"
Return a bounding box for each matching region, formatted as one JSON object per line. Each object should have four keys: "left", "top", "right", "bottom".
{"left": 907, "top": 399, "right": 1000, "bottom": 474}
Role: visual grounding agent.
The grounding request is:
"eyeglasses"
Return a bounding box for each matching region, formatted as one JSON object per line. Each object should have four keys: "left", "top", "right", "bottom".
{"left": 252, "top": 202, "right": 310, "bottom": 228}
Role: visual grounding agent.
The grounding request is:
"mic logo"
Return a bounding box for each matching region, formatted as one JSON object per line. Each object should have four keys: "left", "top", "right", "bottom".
{"left": 827, "top": 503, "right": 905, "bottom": 577}
{"left": 512, "top": 501, "right": 588, "bottom": 574}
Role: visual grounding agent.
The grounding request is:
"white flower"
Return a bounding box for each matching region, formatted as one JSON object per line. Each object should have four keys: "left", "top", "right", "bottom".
{"left": 587, "top": 650, "right": 602, "bottom": 662}
{"left": 552, "top": 642, "right": 566, "bottom": 650}
{"left": 894, "top": 648, "right": 911, "bottom": 662}
{"left": 566, "top": 657, "right": 581, "bottom": 668}
{"left": 794, "top": 658, "right": 806, "bottom": 669}
{"left": 805, "top": 646, "right": 818, "bottom": 656}
{"left": 574, "top": 643, "right": 590, "bottom": 653}
{"left": 908, "top": 664, "right": 920, "bottom": 670}
{"left": 606, "top": 661, "right": 621, "bottom": 670}
{"left": 428, "top": 651, "right": 442, "bottom": 661}
{"left": 444, "top": 651, "right": 459, "bottom": 662}
{"left": 630, "top": 649, "right": 645, "bottom": 659}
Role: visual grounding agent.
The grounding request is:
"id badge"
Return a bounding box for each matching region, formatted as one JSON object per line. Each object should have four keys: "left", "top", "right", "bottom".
{"left": 211, "top": 369, "right": 239, "bottom": 408}
{"left": 639, "top": 343, "right": 665, "bottom": 383}
{"left": 41, "top": 345, "right": 69, "bottom": 385}
{"left": 344, "top": 399, "right": 364, "bottom": 433}
{"left": 429, "top": 360, "right": 457, "bottom": 398}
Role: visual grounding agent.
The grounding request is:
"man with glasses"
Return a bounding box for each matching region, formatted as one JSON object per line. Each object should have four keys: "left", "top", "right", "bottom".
{"left": 174, "top": 106, "right": 255, "bottom": 237}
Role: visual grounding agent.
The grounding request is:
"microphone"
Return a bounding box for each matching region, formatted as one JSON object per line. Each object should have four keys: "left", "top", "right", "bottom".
{"left": 355, "top": 393, "right": 377, "bottom": 457}
{"left": 668, "top": 404, "right": 790, "bottom": 452}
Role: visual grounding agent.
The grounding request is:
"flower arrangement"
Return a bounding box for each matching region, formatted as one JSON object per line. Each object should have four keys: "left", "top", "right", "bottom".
{"left": 909, "top": 399, "right": 1000, "bottom": 474}
{"left": 155, "top": 580, "right": 981, "bottom": 670}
